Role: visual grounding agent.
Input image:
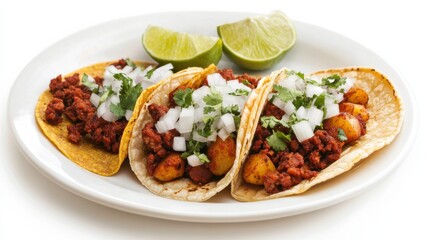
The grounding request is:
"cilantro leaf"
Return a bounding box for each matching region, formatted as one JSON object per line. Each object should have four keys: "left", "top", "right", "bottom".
{"left": 242, "top": 79, "right": 251, "bottom": 87}
{"left": 266, "top": 131, "right": 291, "bottom": 152}
{"left": 203, "top": 89, "right": 222, "bottom": 106}
{"left": 273, "top": 84, "right": 303, "bottom": 102}
{"left": 322, "top": 74, "right": 347, "bottom": 89}
{"left": 229, "top": 89, "right": 249, "bottom": 96}
{"left": 221, "top": 105, "right": 240, "bottom": 115}
{"left": 125, "top": 58, "right": 137, "bottom": 68}
{"left": 145, "top": 68, "right": 156, "bottom": 78}
{"left": 99, "top": 86, "right": 114, "bottom": 106}
{"left": 181, "top": 140, "right": 205, "bottom": 159}
{"left": 338, "top": 128, "right": 348, "bottom": 142}
{"left": 295, "top": 72, "right": 305, "bottom": 80}
{"left": 81, "top": 73, "right": 98, "bottom": 92}
{"left": 197, "top": 116, "right": 215, "bottom": 137}
{"left": 260, "top": 116, "right": 289, "bottom": 129}
{"left": 173, "top": 88, "right": 194, "bottom": 108}
{"left": 109, "top": 103, "right": 125, "bottom": 117}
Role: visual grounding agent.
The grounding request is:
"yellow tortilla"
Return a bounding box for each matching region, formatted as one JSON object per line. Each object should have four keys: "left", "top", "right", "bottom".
{"left": 231, "top": 67, "right": 403, "bottom": 201}
{"left": 128, "top": 65, "right": 272, "bottom": 201}
{"left": 35, "top": 60, "right": 159, "bottom": 176}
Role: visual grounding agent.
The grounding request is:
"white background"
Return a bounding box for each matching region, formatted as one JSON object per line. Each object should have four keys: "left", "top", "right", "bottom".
{"left": 1, "top": 0, "right": 427, "bottom": 239}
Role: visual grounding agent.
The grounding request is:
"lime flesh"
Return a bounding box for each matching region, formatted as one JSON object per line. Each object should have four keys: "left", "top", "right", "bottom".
{"left": 217, "top": 11, "right": 296, "bottom": 70}
{"left": 142, "top": 26, "right": 222, "bottom": 71}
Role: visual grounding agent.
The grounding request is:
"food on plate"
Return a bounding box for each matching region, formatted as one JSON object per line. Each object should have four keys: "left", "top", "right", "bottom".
{"left": 217, "top": 10, "right": 296, "bottom": 70}
{"left": 128, "top": 64, "right": 272, "bottom": 201}
{"left": 35, "top": 59, "right": 177, "bottom": 176}
{"left": 142, "top": 25, "right": 223, "bottom": 72}
{"left": 231, "top": 67, "right": 403, "bottom": 201}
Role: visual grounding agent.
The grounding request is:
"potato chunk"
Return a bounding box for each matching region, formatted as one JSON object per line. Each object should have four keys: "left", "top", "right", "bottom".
{"left": 242, "top": 153, "right": 276, "bottom": 185}
{"left": 153, "top": 153, "right": 185, "bottom": 182}
{"left": 323, "top": 112, "right": 362, "bottom": 144}
{"left": 339, "top": 102, "right": 369, "bottom": 122}
{"left": 344, "top": 87, "right": 369, "bottom": 106}
{"left": 207, "top": 136, "right": 236, "bottom": 176}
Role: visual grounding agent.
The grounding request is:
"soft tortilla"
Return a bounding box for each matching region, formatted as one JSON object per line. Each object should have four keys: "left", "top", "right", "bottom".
{"left": 35, "top": 60, "right": 158, "bottom": 176}
{"left": 231, "top": 67, "right": 403, "bottom": 201}
{"left": 128, "top": 65, "right": 272, "bottom": 201}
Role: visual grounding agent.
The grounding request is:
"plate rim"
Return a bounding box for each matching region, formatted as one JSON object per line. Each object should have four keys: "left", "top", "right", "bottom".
{"left": 7, "top": 11, "right": 418, "bottom": 223}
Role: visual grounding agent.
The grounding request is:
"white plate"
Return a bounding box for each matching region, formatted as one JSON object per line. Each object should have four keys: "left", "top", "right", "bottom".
{"left": 8, "top": 11, "right": 417, "bottom": 222}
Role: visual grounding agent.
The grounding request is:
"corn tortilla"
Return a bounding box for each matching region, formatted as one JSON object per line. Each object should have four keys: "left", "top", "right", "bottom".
{"left": 35, "top": 60, "right": 159, "bottom": 176}
{"left": 128, "top": 65, "right": 272, "bottom": 201}
{"left": 231, "top": 67, "right": 403, "bottom": 201}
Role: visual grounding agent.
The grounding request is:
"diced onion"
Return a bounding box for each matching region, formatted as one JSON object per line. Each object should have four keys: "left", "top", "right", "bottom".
{"left": 283, "top": 100, "right": 295, "bottom": 115}
{"left": 101, "top": 108, "right": 119, "bottom": 122}
{"left": 220, "top": 114, "right": 236, "bottom": 133}
{"left": 90, "top": 93, "right": 100, "bottom": 107}
{"left": 332, "top": 93, "right": 344, "bottom": 103}
{"left": 325, "top": 104, "right": 340, "bottom": 119}
{"left": 222, "top": 95, "right": 245, "bottom": 110}
{"left": 122, "top": 65, "right": 133, "bottom": 74}
{"left": 215, "top": 85, "right": 233, "bottom": 95}
{"left": 296, "top": 106, "right": 307, "bottom": 120}
{"left": 292, "top": 120, "right": 314, "bottom": 142}
{"left": 192, "top": 86, "right": 210, "bottom": 106}
{"left": 155, "top": 120, "right": 169, "bottom": 133}
{"left": 187, "top": 154, "right": 203, "bottom": 167}
{"left": 207, "top": 73, "right": 226, "bottom": 86}
{"left": 176, "top": 107, "right": 194, "bottom": 133}
{"left": 279, "top": 74, "right": 300, "bottom": 90}
{"left": 281, "top": 114, "right": 290, "bottom": 122}
{"left": 272, "top": 97, "right": 285, "bottom": 110}
{"left": 109, "top": 94, "right": 120, "bottom": 105}
{"left": 97, "top": 101, "right": 108, "bottom": 117}
{"left": 306, "top": 106, "right": 324, "bottom": 127}
{"left": 193, "top": 107, "right": 204, "bottom": 123}
{"left": 295, "top": 78, "right": 306, "bottom": 91}
{"left": 306, "top": 84, "right": 325, "bottom": 98}
{"left": 181, "top": 132, "right": 191, "bottom": 140}
{"left": 173, "top": 137, "right": 186, "bottom": 152}
{"left": 218, "top": 128, "right": 229, "bottom": 141}
{"left": 125, "top": 110, "right": 133, "bottom": 121}
{"left": 129, "top": 67, "right": 142, "bottom": 83}
{"left": 160, "top": 108, "right": 180, "bottom": 131}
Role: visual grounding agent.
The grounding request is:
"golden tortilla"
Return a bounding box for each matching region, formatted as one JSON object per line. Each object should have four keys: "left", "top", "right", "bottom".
{"left": 35, "top": 60, "right": 159, "bottom": 176}
{"left": 128, "top": 65, "right": 272, "bottom": 201}
{"left": 231, "top": 67, "right": 403, "bottom": 201}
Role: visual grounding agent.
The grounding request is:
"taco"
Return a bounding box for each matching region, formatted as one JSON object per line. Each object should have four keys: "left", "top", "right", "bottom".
{"left": 35, "top": 59, "right": 183, "bottom": 176}
{"left": 231, "top": 67, "right": 403, "bottom": 201}
{"left": 128, "top": 64, "right": 272, "bottom": 201}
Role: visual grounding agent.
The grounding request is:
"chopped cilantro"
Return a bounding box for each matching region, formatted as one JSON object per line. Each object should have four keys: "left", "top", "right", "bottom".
{"left": 266, "top": 131, "right": 291, "bottom": 152}
{"left": 203, "top": 89, "right": 223, "bottom": 106}
{"left": 108, "top": 73, "right": 143, "bottom": 118}
{"left": 295, "top": 72, "right": 305, "bottom": 80}
{"left": 221, "top": 105, "right": 240, "bottom": 115}
{"left": 196, "top": 153, "right": 210, "bottom": 163}
{"left": 273, "top": 84, "right": 303, "bottom": 103}
{"left": 229, "top": 89, "right": 249, "bottom": 96}
{"left": 313, "top": 94, "right": 325, "bottom": 109}
{"left": 81, "top": 73, "right": 98, "bottom": 92}
{"left": 197, "top": 116, "right": 215, "bottom": 137}
{"left": 322, "top": 74, "right": 347, "bottom": 89}
{"left": 181, "top": 140, "right": 210, "bottom": 163}
{"left": 99, "top": 86, "right": 114, "bottom": 106}
{"left": 242, "top": 79, "right": 251, "bottom": 86}
{"left": 125, "top": 58, "right": 137, "bottom": 68}
{"left": 145, "top": 68, "right": 156, "bottom": 78}
{"left": 260, "top": 116, "right": 289, "bottom": 129}
{"left": 338, "top": 128, "right": 348, "bottom": 142}
{"left": 173, "top": 88, "right": 193, "bottom": 108}
{"left": 203, "top": 88, "right": 222, "bottom": 114}
{"left": 292, "top": 95, "right": 313, "bottom": 109}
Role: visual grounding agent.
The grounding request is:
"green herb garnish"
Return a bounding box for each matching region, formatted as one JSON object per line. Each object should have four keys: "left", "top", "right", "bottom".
{"left": 322, "top": 74, "right": 347, "bottom": 89}
{"left": 109, "top": 73, "right": 143, "bottom": 118}
{"left": 229, "top": 89, "right": 249, "bottom": 96}
{"left": 125, "top": 58, "right": 137, "bottom": 68}
{"left": 260, "top": 116, "right": 289, "bottom": 129}
{"left": 173, "top": 88, "right": 194, "bottom": 108}
{"left": 266, "top": 131, "right": 291, "bottom": 152}
{"left": 273, "top": 84, "right": 303, "bottom": 103}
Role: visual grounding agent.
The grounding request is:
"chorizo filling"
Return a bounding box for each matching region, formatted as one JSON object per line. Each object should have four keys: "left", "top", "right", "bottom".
{"left": 242, "top": 71, "right": 369, "bottom": 193}
{"left": 44, "top": 59, "right": 173, "bottom": 153}
{"left": 142, "top": 69, "right": 259, "bottom": 185}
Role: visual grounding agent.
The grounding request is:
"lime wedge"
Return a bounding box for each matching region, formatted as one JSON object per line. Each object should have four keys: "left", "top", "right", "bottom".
{"left": 142, "top": 25, "right": 222, "bottom": 71}
{"left": 217, "top": 11, "right": 296, "bottom": 70}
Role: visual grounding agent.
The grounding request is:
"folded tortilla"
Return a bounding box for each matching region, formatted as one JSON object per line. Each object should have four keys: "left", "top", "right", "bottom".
{"left": 231, "top": 67, "right": 403, "bottom": 201}
{"left": 128, "top": 65, "right": 272, "bottom": 201}
{"left": 35, "top": 60, "right": 159, "bottom": 176}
